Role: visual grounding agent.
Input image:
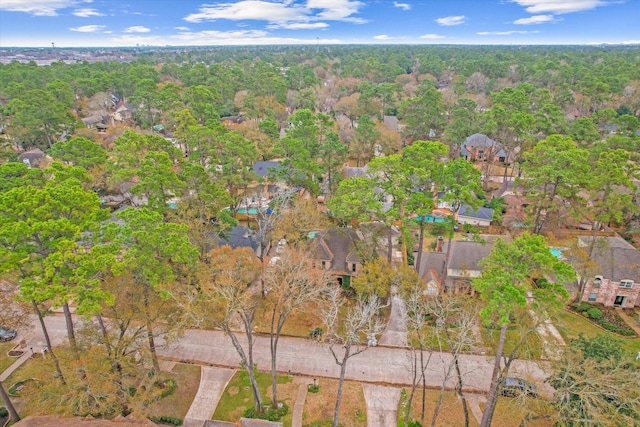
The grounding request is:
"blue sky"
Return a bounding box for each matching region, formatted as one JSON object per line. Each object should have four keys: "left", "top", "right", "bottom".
{"left": 0, "top": 0, "right": 638, "bottom": 47}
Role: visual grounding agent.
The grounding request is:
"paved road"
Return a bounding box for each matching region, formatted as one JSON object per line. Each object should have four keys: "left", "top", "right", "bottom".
{"left": 8, "top": 313, "right": 554, "bottom": 398}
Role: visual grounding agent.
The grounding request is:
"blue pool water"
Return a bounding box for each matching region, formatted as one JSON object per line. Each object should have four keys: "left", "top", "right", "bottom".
{"left": 415, "top": 215, "right": 448, "bottom": 223}
{"left": 236, "top": 208, "right": 261, "bottom": 215}
{"left": 550, "top": 247, "right": 566, "bottom": 258}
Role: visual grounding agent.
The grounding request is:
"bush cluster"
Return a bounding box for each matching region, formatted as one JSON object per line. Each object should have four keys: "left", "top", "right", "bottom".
{"left": 157, "top": 378, "right": 178, "bottom": 399}
{"left": 0, "top": 407, "right": 8, "bottom": 417}
{"left": 243, "top": 402, "right": 289, "bottom": 422}
{"left": 149, "top": 415, "right": 183, "bottom": 426}
{"left": 571, "top": 303, "right": 637, "bottom": 336}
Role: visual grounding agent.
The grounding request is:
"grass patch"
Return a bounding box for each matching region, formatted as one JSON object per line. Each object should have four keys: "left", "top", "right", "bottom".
{"left": 553, "top": 309, "right": 640, "bottom": 357}
{"left": 482, "top": 326, "right": 543, "bottom": 359}
{"left": 0, "top": 341, "right": 18, "bottom": 372}
{"left": 488, "top": 398, "right": 554, "bottom": 427}
{"left": 213, "top": 368, "right": 295, "bottom": 425}
{"left": 254, "top": 300, "right": 325, "bottom": 338}
{"left": 399, "top": 388, "right": 476, "bottom": 427}
{"left": 147, "top": 363, "right": 201, "bottom": 420}
{"left": 303, "top": 378, "right": 367, "bottom": 427}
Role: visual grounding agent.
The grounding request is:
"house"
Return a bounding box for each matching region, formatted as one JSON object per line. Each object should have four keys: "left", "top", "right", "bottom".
{"left": 417, "top": 239, "right": 495, "bottom": 293}
{"left": 220, "top": 116, "right": 246, "bottom": 129}
{"left": 81, "top": 114, "right": 107, "bottom": 130}
{"left": 309, "top": 228, "right": 365, "bottom": 287}
{"left": 383, "top": 115, "right": 399, "bottom": 131}
{"left": 253, "top": 161, "right": 283, "bottom": 179}
{"left": 343, "top": 165, "right": 369, "bottom": 178}
{"left": 18, "top": 148, "right": 46, "bottom": 168}
{"left": 214, "top": 225, "right": 267, "bottom": 258}
{"left": 461, "top": 133, "right": 509, "bottom": 163}
{"left": 457, "top": 204, "right": 494, "bottom": 227}
{"left": 577, "top": 236, "right": 640, "bottom": 308}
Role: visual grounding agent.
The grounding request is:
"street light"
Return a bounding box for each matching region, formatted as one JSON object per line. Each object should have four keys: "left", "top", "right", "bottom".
{"left": 29, "top": 347, "right": 34, "bottom": 357}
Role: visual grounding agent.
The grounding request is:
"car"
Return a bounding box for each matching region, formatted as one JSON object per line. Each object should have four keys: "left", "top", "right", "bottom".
{"left": 0, "top": 327, "right": 17, "bottom": 342}
{"left": 500, "top": 377, "right": 537, "bottom": 398}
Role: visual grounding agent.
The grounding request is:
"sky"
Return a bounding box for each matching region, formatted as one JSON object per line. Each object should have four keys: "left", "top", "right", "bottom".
{"left": 0, "top": 0, "right": 638, "bottom": 48}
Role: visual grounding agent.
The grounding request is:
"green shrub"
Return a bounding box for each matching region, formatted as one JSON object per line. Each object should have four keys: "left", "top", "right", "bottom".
{"left": 309, "top": 327, "right": 323, "bottom": 339}
{"left": 0, "top": 407, "right": 8, "bottom": 417}
{"left": 573, "top": 302, "right": 592, "bottom": 312}
{"left": 308, "top": 384, "right": 320, "bottom": 393}
{"left": 153, "top": 378, "right": 178, "bottom": 399}
{"left": 243, "top": 402, "right": 289, "bottom": 422}
{"left": 587, "top": 307, "right": 603, "bottom": 320}
{"left": 149, "top": 415, "right": 183, "bottom": 426}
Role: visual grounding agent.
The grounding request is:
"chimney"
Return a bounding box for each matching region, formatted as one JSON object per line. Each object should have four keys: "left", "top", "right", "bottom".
{"left": 436, "top": 236, "right": 444, "bottom": 252}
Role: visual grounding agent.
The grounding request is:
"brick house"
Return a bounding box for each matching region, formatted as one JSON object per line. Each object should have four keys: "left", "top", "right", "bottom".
{"left": 309, "top": 228, "right": 365, "bottom": 287}
{"left": 578, "top": 236, "right": 640, "bottom": 308}
{"left": 417, "top": 238, "right": 494, "bottom": 294}
{"left": 461, "top": 133, "right": 509, "bottom": 164}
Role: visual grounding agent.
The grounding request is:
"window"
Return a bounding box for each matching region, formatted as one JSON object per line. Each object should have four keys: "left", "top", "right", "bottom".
{"left": 620, "top": 280, "right": 633, "bottom": 289}
{"left": 321, "top": 261, "right": 326, "bottom": 270}
{"left": 426, "top": 286, "right": 437, "bottom": 295}
{"left": 593, "top": 277, "right": 602, "bottom": 288}
{"left": 588, "top": 293, "right": 597, "bottom": 302}
{"left": 351, "top": 263, "right": 357, "bottom": 272}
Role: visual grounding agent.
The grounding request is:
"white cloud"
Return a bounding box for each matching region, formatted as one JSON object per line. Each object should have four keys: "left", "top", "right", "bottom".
{"left": 374, "top": 34, "right": 390, "bottom": 40}
{"left": 393, "top": 1, "right": 411, "bottom": 11}
{"left": 267, "top": 22, "right": 329, "bottom": 29}
{"left": 109, "top": 30, "right": 344, "bottom": 47}
{"left": 436, "top": 15, "right": 466, "bottom": 26}
{"left": 477, "top": 30, "right": 540, "bottom": 35}
{"left": 0, "top": 0, "right": 83, "bottom": 16}
{"left": 73, "top": 7, "right": 104, "bottom": 17}
{"left": 513, "top": 14, "right": 555, "bottom": 24}
{"left": 622, "top": 40, "right": 640, "bottom": 44}
{"left": 124, "top": 26, "right": 151, "bottom": 33}
{"left": 510, "top": 0, "right": 610, "bottom": 14}
{"left": 420, "top": 33, "right": 446, "bottom": 39}
{"left": 69, "top": 24, "right": 106, "bottom": 32}
{"left": 174, "top": 26, "right": 190, "bottom": 31}
{"left": 184, "top": 0, "right": 365, "bottom": 27}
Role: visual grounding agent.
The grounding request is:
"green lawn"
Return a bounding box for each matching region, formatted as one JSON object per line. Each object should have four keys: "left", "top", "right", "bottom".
{"left": 213, "top": 369, "right": 295, "bottom": 424}
{"left": 147, "top": 363, "right": 201, "bottom": 421}
{"left": 0, "top": 341, "right": 18, "bottom": 373}
{"left": 553, "top": 310, "right": 640, "bottom": 357}
{"left": 481, "top": 326, "right": 543, "bottom": 359}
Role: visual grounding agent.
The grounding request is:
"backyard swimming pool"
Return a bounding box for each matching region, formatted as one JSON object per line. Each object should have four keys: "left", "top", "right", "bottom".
{"left": 415, "top": 215, "right": 448, "bottom": 223}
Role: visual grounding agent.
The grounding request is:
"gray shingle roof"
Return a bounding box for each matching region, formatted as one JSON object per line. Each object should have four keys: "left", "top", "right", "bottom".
{"left": 577, "top": 236, "right": 640, "bottom": 282}
{"left": 458, "top": 204, "right": 494, "bottom": 221}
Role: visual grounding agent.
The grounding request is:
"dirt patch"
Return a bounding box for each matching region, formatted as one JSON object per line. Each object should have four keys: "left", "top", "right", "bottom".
{"left": 303, "top": 379, "right": 366, "bottom": 427}
{"left": 227, "top": 385, "right": 240, "bottom": 396}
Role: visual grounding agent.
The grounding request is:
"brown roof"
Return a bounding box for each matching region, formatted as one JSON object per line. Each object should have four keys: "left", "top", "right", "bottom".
{"left": 577, "top": 236, "right": 640, "bottom": 282}
{"left": 310, "top": 228, "right": 362, "bottom": 274}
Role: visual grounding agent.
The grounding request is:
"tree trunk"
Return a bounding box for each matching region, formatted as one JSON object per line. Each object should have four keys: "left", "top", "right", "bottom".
{"left": 32, "top": 300, "right": 65, "bottom": 384}
{"left": 332, "top": 346, "right": 351, "bottom": 427}
{"left": 480, "top": 323, "right": 508, "bottom": 427}
{"left": 270, "top": 331, "right": 279, "bottom": 409}
{"left": 415, "top": 218, "right": 426, "bottom": 273}
{"left": 62, "top": 302, "right": 77, "bottom": 354}
{"left": 96, "top": 314, "right": 128, "bottom": 414}
{"left": 227, "top": 328, "right": 263, "bottom": 413}
{"left": 0, "top": 381, "right": 20, "bottom": 423}
{"left": 387, "top": 225, "right": 393, "bottom": 264}
{"left": 142, "top": 285, "right": 160, "bottom": 374}
{"left": 454, "top": 355, "right": 470, "bottom": 427}
{"left": 404, "top": 347, "right": 419, "bottom": 427}
{"left": 420, "top": 343, "right": 427, "bottom": 427}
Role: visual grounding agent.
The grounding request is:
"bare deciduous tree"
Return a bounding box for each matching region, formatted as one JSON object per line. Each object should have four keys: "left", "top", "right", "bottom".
{"left": 322, "top": 288, "right": 386, "bottom": 427}
{"left": 264, "top": 248, "right": 330, "bottom": 409}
